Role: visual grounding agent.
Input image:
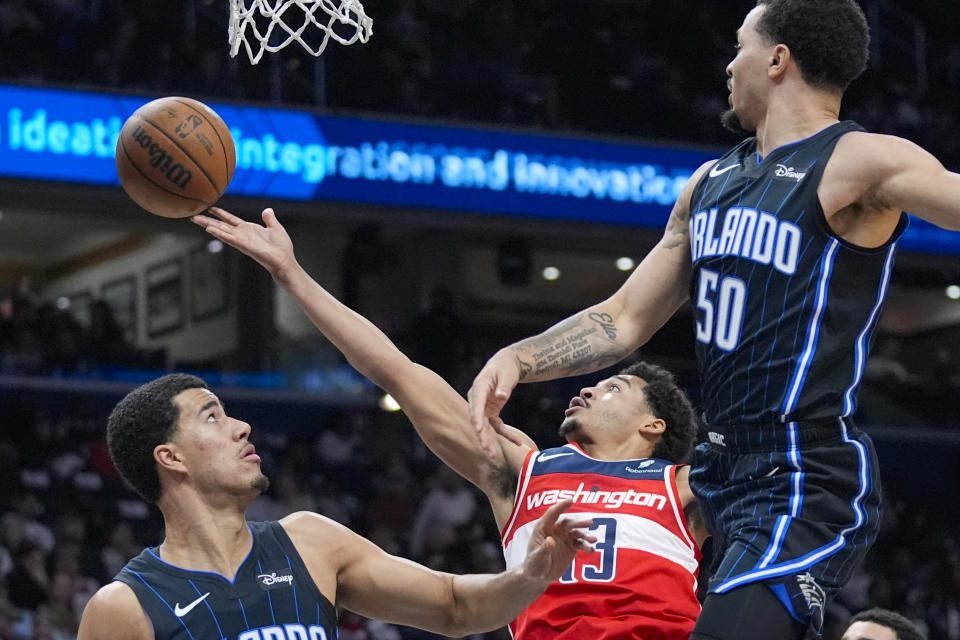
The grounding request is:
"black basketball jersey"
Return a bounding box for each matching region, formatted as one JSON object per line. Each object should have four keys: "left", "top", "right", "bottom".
{"left": 688, "top": 121, "right": 907, "bottom": 427}
{"left": 114, "top": 520, "right": 338, "bottom": 640}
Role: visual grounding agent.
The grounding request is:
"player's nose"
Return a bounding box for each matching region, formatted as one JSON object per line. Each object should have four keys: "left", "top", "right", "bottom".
{"left": 580, "top": 387, "right": 594, "bottom": 399}
{"left": 232, "top": 417, "right": 252, "bottom": 440}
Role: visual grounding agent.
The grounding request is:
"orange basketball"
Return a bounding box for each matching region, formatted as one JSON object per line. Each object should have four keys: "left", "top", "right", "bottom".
{"left": 115, "top": 97, "right": 236, "bottom": 218}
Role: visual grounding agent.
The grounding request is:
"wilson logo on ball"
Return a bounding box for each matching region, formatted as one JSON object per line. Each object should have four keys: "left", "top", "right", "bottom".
{"left": 130, "top": 125, "right": 194, "bottom": 189}
{"left": 116, "top": 96, "right": 235, "bottom": 218}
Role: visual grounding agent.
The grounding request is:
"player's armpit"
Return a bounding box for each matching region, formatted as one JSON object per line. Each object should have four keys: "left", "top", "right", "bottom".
{"left": 828, "top": 133, "right": 960, "bottom": 232}
{"left": 77, "top": 582, "right": 153, "bottom": 640}
{"left": 675, "top": 465, "right": 710, "bottom": 547}
{"left": 875, "top": 151, "right": 960, "bottom": 232}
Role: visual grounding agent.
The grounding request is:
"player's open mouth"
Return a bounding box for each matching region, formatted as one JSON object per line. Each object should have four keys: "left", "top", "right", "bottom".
{"left": 565, "top": 396, "right": 587, "bottom": 415}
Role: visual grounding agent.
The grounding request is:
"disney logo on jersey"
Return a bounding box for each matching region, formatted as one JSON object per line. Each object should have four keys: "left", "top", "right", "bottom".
{"left": 526, "top": 482, "right": 666, "bottom": 511}
{"left": 774, "top": 164, "right": 807, "bottom": 182}
{"left": 257, "top": 569, "right": 294, "bottom": 590}
{"left": 690, "top": 207, "right": 801, "bottom": 276}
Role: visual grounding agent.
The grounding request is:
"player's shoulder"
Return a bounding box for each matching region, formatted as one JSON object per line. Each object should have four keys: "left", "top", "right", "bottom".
{"left": 280, "top": 511, "right": 343, "bottom": 539}
{"left": 78, "top": 581, "right": 152, "bottom": 640}
{"left": 831, "top": 131, "right": 936, "bottom": 174}
{"left": 692, "top": 158, "right": 722, "bottom": 185}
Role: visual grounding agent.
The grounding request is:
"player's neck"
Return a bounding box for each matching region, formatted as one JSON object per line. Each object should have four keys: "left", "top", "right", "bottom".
{"left": 156, "top": 493, "right": 253, "bottom": 576}
{"left": 576, "top": 440, "right": 655, "bottom": 461}
{"left": 754, "top": 91, "right": 841, "bottom": 158}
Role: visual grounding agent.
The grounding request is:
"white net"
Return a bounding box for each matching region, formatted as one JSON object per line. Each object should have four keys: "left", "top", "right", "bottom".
{"left": 228, "top": 0, "right": 373, "bottom": 65}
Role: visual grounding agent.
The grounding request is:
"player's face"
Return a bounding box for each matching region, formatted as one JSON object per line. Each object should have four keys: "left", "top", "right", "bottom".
{"left": 169, "top": 388, "right": 269, "bottom": 499}
{"left": 559, "top": 375, "right": 656, "bottom": 443}
{"left": 840, "top": 621, "right": 898, "bottom": 640}
{"left": 722, "top": 5, "right": 773, "bottom": 134}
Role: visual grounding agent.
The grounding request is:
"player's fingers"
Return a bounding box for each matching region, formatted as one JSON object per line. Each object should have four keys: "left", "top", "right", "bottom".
{"left": 193, "top": 216, "right": 237, "bottom": 239}
{"left": 208, "top": 206, "right": 245, "bottom": 226}
{"left": 574, "top": 537, "right": 596, "bottom": 553}
{"left": 563, "top": 517, "right": 595, "bottom": 531}
{"left": 488, "top": 417, "right": 524, "bottom": 447}
{"left": 261, "top": 208, "right": 279, "bottom": 227}
{"left": 540, "top": 499, "right": 573, "bottom": 527}
{"left": 466, "top": 382, "right": 489, "bottom": 429}
{"left": 475, "top": 425, "right": 501, "bottom": 461}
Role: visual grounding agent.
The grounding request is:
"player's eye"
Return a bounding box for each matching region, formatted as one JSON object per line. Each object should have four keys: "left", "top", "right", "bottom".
{"left": 609, "top": 384, "right": 620, "bottom": 392}
{"left": 206, "top": 413, "right": 218, "bottom": 422}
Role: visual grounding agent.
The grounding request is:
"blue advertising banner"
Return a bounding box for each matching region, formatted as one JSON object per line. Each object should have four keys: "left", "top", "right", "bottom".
{"left": 0, "top": 84, "right": 957, "bottom": 255}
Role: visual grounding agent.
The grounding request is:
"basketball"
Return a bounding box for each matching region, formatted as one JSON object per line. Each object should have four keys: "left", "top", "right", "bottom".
{"left": 115, "top": 97, "right": 236, "bottom": 218}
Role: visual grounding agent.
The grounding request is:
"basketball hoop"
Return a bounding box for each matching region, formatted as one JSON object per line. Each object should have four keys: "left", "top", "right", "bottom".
{"left": 228, "top": 0, "right": 372, "bottom": 65}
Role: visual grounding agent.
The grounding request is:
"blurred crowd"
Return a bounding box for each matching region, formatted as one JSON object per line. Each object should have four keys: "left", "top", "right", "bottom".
{"left": 1, "top": 385, "right": 958, "bottom": 640}
{"left": 3, "top": 0, "right": 960, "bottom": 169}
{"left": 0, "top": 280, "right": 157, "bottom": 376}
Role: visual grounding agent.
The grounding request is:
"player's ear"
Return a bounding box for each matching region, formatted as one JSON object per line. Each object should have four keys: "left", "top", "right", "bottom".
{"left": 768, "top": 43, "right": 790, "bottom": 79}
{"left": 154, "top": 443, "right": 186, "bottom": 474}
{"left": 640, "top": 418, "right": 666, "bottom": 436}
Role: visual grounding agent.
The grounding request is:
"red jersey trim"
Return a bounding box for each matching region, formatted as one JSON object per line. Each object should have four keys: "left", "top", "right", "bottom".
{"left": 501, "top": 447, "right": 538, "bottom": 544}
{"left": 664, "top": 464, "right": 701, "bottom": 558}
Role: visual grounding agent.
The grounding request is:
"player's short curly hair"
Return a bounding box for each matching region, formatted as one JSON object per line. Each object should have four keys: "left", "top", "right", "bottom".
{"left": 618, "top": 361, "right": 698, "bottom": 463}
{"left": 755, "top": 0, "right": 869, "bottom": 91}
{"left": 107, "top": 374, "right": 208, "bottom": 503}
{"left": 847, "top": 608, "right": 927, "bottom": 640}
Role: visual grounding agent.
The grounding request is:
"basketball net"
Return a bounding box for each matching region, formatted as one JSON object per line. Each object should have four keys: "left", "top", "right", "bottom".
{"left": 228, "top": 0, "right": 372, "bottom": 65}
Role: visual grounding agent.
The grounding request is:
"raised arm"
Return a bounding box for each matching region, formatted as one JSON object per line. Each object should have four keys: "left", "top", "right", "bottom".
{"left": 823, "top": 132, "right": 960, "bottom": 237}
{"left": 192, "top": 208, "right": 531, "bottom": 516}
{"left": 467, "top": 160, "right": 715, "bottom": 450}
{"left": 283, "top": 502, "right": 595, "bottom": 637}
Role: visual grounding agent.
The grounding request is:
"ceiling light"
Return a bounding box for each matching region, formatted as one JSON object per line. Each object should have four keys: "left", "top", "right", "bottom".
{"left": 947, "top": 285, "right": 960, "bottom": 300}
{"left": 542, "top": 266, "right": 560, "bottom": 281}
{"left": 616, "top": 257, "right": 635, "bottom": 271}
{"left": 379, "top": 393, "right": 401, "bottom": 412}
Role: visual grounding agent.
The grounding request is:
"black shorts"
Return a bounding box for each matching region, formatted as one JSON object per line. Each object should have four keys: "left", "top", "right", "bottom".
{"left": 689, "top": 417, "right": 882, "bottom": 635}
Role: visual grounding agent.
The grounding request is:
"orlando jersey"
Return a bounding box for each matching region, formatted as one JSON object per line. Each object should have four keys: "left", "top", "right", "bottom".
{"left": 501, "top": 444, "right": 700, "bottom": 640}
{"left": 688, "top": 121, "right": 907, "bottom": 427}
{"left": 114, "top": 520, "right": 338, "bottom": 640}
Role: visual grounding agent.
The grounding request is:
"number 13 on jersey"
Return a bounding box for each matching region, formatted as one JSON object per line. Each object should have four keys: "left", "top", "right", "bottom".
{"left": 695, "top": 268, "right": 747, "bottom": 351}
{"left": 560, "top": 518, "right": 617, "bottom": 583}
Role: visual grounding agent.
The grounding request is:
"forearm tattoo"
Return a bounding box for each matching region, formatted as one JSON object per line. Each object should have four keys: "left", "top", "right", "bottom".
{"left": 512, "top": 312, "right": 630, "bottom": 381}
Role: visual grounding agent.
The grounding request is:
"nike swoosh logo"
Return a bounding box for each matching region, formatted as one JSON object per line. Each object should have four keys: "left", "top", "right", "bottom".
{"left": 709, "top": 162, "right": 740, "bottom": 178}
{"left": 174, "top": 592, "right": 210, "bottom": 617}
{"left": 538, "top": 452, "right": 574, "bottom": 462}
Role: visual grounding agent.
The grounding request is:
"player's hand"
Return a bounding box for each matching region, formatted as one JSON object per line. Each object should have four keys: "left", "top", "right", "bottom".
{"left": 192, "top": 207, "right": 297, "bottom": 282}
{"left": 521, "top": 500, "right": 595, "bottom": 583}
{"left": 468, "top": 351, "right": 522, "bottom": 458}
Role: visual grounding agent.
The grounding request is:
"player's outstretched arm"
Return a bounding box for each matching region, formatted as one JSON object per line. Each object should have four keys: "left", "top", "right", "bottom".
{"left": 870, "top": 137, "right": 960, "bottom": 231}
{"left": 192, "top": 207, "right": 531, "bottom": 502}
{"left": 285, "top": 501, "right": 594, "bottom": 637}
{"left": 826, "top": 133, "right": 960, "bottom": 233}
{"left": 77, "top": 582, "right": 153, "bottom": 640}
{"left": 467, "top": 160, "right": 716, "bottom": 453}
